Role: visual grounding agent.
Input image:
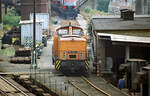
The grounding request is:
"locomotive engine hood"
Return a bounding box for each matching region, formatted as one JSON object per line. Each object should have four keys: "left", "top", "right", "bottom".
{"left": 58, "top": 35, "right": 87, "bottom": 60}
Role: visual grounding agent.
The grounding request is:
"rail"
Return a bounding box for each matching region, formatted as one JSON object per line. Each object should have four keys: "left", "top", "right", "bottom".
{"left": 0, "top": 75, "right": 29, "bottom": 96}
{"left": 0, "top": 89, "right": 8, "bottom": 96}
{"left": 67, "top": 76, "right": 111, "bottom": 96}
{"left": 68, "top": 80, "right": 89, "bottom": 96}
{"left": 81, "top": 76, "right": 111, "bottom": 96}
{"left": 77, "top": 0, "right": 88, "bottom": 9}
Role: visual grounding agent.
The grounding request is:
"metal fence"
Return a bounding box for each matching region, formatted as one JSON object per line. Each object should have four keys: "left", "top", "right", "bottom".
{"left": 29, "top": 68, "right": 86, "bottom": 96}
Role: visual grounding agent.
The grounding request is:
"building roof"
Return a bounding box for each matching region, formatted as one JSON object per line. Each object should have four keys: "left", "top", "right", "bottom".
{"left": 19, "top": 20, "right": 44, "bottom": 24}
{"left": 91, "top": 15, "right": 150, "bottom": 31}
{"left": 97, "top": 33, "right": 150, "bottom": 44}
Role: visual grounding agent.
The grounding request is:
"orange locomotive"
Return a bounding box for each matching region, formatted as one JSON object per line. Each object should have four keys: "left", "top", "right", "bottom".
{"left": 52, "top": 23, "right": 89, "bottom": 73}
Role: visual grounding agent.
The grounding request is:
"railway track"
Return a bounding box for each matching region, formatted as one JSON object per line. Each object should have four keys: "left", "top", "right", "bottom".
{"left": 81, "top": 76, "right": 111, "bottom": 96}
{"left": 0, "top": 75, "right": 32, "bottom": 96}
{"left": 67, "top": 76, "right": 111, "bottom": 96}
{"left": 0, "top": 89, "right": 8, "bottom": 96}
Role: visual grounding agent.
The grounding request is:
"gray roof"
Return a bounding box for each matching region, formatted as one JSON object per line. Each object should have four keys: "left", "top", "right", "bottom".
{"left": 98, "top": 33, "right": 150, "bottom": 44}
{"left": 91, "top": 15, "right": 150, "bottom": 31}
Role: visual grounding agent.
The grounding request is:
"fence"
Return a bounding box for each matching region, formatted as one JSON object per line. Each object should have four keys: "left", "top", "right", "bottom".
{"left": 29, "top": 68, "right": 86, "bottom": 96}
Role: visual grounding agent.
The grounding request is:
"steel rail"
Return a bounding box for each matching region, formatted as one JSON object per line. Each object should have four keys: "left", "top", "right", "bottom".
{"left": 0, "top": 89, "right": 8, "bottom": 96}
{"left": 0, "top": 75, "right": 29, "bottom": 96}
{"left": 81, "top": 76, "right": 111, "bottom": 96}
{"left": 68, "top": 80, "right": 89, "bottom": 96}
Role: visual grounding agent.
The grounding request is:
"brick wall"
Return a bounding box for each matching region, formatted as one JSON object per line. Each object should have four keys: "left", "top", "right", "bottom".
{"left": 21, "top": 0, "right": 50, "bottom": 20}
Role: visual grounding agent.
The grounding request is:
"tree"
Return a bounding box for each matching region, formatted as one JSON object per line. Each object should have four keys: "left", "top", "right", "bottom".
{"left": 97, "top": 0, "right": 110, "bottom": 12}
{"left": 2, "top": 8, "right": 20, "bottom": 27}
{"left": 2, "top": 0, "right": 14, "bottom": 14}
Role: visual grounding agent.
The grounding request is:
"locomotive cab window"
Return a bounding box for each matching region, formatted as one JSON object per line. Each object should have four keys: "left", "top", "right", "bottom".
{"left": 64, "top": 0, "right": 76, "bottom": 7}
{"left": 72, "top": 29, "right": 83, "bottom": 36}
{"left": 58, "top": 29, "right": 69, "bottom": 36}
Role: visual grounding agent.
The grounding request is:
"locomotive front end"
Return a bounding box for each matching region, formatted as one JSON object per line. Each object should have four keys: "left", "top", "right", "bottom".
{"left": 57, "top": 36, "right": 87, "bottom": 73}
{"left": 53, "top": 25, "right": 89, "bottom": 74}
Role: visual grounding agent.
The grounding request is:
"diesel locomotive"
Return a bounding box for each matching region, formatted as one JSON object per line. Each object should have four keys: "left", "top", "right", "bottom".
{"left": 52, "top": 23, "right": 89, "bottom": 74}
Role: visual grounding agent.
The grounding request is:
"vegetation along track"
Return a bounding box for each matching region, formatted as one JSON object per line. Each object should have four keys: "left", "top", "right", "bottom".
{"left": 67, "top": 76, "right": 111, "bottom": 96}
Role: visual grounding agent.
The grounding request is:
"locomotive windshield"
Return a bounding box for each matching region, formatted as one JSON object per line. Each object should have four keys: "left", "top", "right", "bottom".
{"left": 58, "top": 29, "right": 68, "bottom": 36}
{"left": 72, "top": 29, "right": 83, "bottom": 36}
{"left": 63, "top": 0, "right": 76, "bottom": 6}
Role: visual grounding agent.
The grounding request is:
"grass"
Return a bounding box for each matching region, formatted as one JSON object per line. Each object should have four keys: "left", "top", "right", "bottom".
{"left": 0, "top": 47, "right": 15, "bottom": 57}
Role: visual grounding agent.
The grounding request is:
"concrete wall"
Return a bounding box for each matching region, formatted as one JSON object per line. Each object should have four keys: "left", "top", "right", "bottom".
{"left": 136, "top": 0, "right": 150, "bottom": 15}
{"left": 109, "top": 0, "right": 135, "bottom": 15}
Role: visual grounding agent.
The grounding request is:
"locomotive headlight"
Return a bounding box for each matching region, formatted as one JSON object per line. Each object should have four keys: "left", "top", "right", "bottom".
{"left": 62, "top": 51, "right": 66, "bottom": 58}
{"left": 79, "top": 52, "right": 82, "bottom": 59}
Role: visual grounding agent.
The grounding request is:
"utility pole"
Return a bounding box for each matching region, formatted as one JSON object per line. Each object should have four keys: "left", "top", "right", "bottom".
{"left": 0, "top": 0, "right": 2, "bottom": 24}
{"left": 32, "top": 0, "right": 37, "bottom": 69}
{"left": 0, "top": 0, "right": 2, "bottom": 31}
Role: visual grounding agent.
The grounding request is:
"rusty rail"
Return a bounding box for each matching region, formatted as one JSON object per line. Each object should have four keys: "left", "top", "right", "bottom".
{"left": 0, "top": 75, "right": 29, "bottom": 96}
{"left": 81, "top": 76, "right": 111, "bottom": 96}
{"left": 68, "top": 80, "right": 89, "bottom": 96}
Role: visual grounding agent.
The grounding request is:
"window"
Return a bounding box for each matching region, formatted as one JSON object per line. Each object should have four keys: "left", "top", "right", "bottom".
{"left": 72, "top": 29, "right": 83, "bottom": 36}
{"left": 58, "top": 29, "right": 68, "bottom": 36}
{"left": 64, "top": 0, "right": 76, "bottom": 6}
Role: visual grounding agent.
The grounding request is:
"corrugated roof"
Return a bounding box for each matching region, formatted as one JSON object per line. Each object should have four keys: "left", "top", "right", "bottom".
{"left": 91, "top": 15, "right": 150, "bottom": 31}
{"left": 98, "top": 33, "right": 150, "bottom": 44}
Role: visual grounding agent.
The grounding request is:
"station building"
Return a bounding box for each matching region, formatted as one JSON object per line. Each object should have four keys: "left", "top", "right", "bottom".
{"left": 91, "top": 15, "right": 150, "bottom": 75}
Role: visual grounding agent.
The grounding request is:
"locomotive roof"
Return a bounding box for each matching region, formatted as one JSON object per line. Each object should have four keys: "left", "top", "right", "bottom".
{"left": 57, "top": 25, "right": 83, "bottom": 29}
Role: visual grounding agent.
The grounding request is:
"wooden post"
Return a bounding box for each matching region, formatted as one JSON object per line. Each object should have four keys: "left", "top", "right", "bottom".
{"left": 0, "top": 0, "right": 2, "bottom": 24}
{"left": 96, "top": 35, "right": 106, "bottom": 76}
{"left": 0, "top": 0, "right": 2, "bottom": 31}
{"left": 125, "top": 46, "right": 130, "bottom": 62}
{"left": 148, "top": 71, "right": 150, "bottom": 96}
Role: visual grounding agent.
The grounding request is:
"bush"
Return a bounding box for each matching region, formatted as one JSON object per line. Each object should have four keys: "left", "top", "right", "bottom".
{"left": 81, "top": 7, "right": 109, "bottom": 18}
{"left": 85, "top": 7, "right": 91, "bottom": 13}
{"left": 2, "top": 8, "right": 20, "bottom": 27}
{"left": 3, "top": 24, "right": 12, "bottom": 31}
{"left": 97, "top": 0, "right": 110, "bottom": 12}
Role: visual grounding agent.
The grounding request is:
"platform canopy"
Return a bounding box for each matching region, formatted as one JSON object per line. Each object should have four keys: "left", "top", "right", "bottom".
{"left": 97, "top": 33, "right": 150, "bottom": 44}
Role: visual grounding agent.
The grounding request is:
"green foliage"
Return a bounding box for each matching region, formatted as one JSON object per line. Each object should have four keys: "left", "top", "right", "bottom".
{"left": 97, "top": 0, "right": 110, "bottom": 12}
{"left": 81, "top": 7, "right": 109, "bottom": 18}
{"left": 0, "top": 47, "right": 15, "bottom": 56}
{"left": 87, "top": 24, "right": 93, "bottom": 38}
{"left": 85, "top": 7, "right": 91, "bottom": 13}
{"left": 3, "top": 24, "right": 12, "bottom": 31}
{"left": 2, "top": 8, "right": 20, "bottom": 27}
